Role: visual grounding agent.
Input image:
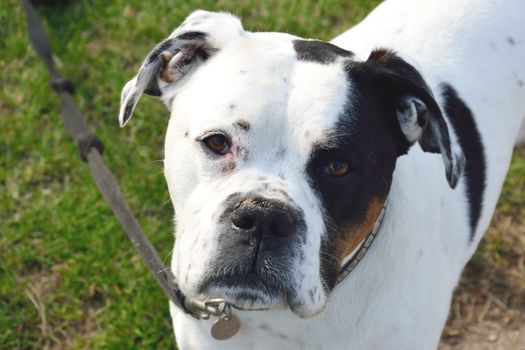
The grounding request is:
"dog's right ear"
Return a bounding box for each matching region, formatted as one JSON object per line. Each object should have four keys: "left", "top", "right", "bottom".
{"left": 118, "top": 11, "right": 244, "bottom": 127}
{"left": 351, "top": 49, "right": 465, "bottom": 188}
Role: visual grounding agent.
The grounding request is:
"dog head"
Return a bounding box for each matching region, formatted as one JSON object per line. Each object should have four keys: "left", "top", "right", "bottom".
{"left": 119, "top": 11, "right": 464, "bottom": 318}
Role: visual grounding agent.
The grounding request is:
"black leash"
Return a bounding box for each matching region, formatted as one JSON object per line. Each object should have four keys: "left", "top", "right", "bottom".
{"left": 22, "top": 0, "right": 192, "bottom": 315}
{"left": 22, "top": 1, "right": 272, "bottom": 331}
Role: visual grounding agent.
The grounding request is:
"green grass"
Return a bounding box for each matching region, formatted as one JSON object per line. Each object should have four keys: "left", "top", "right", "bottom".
{"left": 1, "top": 0, "right": 524, "bottom": 349}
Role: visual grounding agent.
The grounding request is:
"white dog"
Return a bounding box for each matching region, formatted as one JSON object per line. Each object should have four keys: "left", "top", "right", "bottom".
{"left": 118, "top": 0, "right": 525, "bottom": 348}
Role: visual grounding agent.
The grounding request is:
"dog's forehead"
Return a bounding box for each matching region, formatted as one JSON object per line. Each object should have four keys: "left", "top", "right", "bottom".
{"left": 171, "top": 33, "right": 350, "bottom": 154}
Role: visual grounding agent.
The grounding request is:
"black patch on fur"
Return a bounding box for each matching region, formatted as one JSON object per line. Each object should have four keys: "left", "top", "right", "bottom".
{"left": 176, "top": 31, "right": 207, "bottom": 41}
{"left": 144, "top": 81, "right": 161, "bottom": 96}
{"left": 293, "top": 40, "right": 353, "bottom": 64}
{"left": 441, "top": 83, "right": 486, "bottom": 240}
{"left": 307, "top": 89, "right": 398, "bottom": 290}
{"left": 190, "top": 44, "right": 212, "bottom": 61}
{"left": 355, "top": 49, "right": 460, "bottom": 187}
{"left": 122, "top": 96, "right": 136, "bottom": 125}
{"left": 310, "top": 48, "right": 457, "bottom": 290}
{"left": 351, "top": 49, "right": 456, "bottom": 156}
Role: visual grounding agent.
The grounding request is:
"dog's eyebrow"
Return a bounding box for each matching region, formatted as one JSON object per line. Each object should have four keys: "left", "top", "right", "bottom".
{"left": 308, "top": 127, "right": 364, "bottom": 160}
{"left": 310, "top": 129, "right": 342, "bottom": 151}
{"left": 311, "top": 138, "right": 333, "bottom": 152}
{"left": 309, "top": 138, "right": 343, "bottom": 159}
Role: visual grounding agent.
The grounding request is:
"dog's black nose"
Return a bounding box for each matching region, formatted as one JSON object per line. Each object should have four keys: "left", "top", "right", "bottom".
{"left": 231, "top": 198, "right": 294, "bottom": 238}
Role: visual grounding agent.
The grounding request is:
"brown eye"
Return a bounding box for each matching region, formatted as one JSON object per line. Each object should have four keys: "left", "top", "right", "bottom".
{"left": 323, "top": 160, "right": 350, "bottom": 177}
{"left": 204, "top": 134, "right": 230, "bottom": 155}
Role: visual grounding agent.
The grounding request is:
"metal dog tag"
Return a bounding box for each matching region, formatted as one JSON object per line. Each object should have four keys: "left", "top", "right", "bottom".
{"left": 210, "top": 314, "right": 241, "bottom": 340}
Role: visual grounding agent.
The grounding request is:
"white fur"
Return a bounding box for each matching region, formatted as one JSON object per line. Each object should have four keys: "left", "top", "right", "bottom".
{"left": 121, "top": 1, "right": 525, "bottom": 348}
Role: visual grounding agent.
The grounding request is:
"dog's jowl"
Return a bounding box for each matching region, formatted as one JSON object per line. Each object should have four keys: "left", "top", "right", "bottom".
{"left": 119, "top": 1, "right": 525, "bottom": 349}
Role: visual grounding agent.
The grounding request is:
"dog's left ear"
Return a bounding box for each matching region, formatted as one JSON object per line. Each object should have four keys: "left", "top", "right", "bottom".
{"left": 354, "top": 49, "right": 465, "bottom": 188}
{"left": 118, "top": 10, "right": 244, "bottom": 127}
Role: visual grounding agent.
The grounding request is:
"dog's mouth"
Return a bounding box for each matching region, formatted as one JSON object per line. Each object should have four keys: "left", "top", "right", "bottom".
{"left": 197, "top": 271, "right": 294, "bottom": 311}
{"left": 195, "top": 271, "right": 326, "bottom": 318}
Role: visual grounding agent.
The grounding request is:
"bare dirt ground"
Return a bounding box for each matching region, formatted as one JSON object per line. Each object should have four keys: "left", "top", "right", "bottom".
{"left": 439, "top": 157, "right": 525, "bottom": 350}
